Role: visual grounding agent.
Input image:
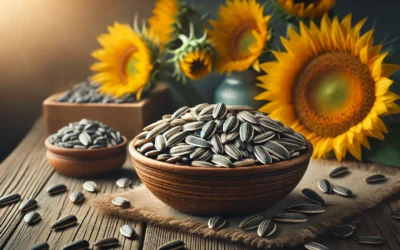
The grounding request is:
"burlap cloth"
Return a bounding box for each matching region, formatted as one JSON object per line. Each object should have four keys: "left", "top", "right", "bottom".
{"left": 92, "top": 160, "right": 400, "bottom": 249}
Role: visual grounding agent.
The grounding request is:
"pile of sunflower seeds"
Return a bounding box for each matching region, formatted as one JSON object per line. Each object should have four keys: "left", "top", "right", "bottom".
{"left": 135, "top": 103, "right": 308, "bottom": 167}
{"left": 48, "top": 119, "right": 123, "bottom": 149}
{"left": 55, "top": 81, "right": 136, "bottom": 103}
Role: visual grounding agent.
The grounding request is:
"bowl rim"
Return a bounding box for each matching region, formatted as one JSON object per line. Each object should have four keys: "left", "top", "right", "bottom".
{"left": 45, "top": 136, "right": 127, "bottom": 157}
{"left": 129, "top": 137, "right": 313, "bottom": 175}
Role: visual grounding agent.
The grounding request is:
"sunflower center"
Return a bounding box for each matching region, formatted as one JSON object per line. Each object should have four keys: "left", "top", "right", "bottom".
{"left": 118, "top": 46, "right": 138, "bottom": 83}
{"left": 229, "top": 23, "right": 257, "bottom": 60}
{"left": 293, "top": 52, "right": 375, "bottom": 137}
{"left": 190, "top": 59, "right": 206, "bottom": 75}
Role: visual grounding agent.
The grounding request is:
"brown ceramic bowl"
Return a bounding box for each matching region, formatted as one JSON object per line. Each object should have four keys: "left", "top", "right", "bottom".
{"left": 45, "top": 137, "right": 127, "bottom": 177}
{"left": 129, "top": 138, "right": 313, "bottom": 216}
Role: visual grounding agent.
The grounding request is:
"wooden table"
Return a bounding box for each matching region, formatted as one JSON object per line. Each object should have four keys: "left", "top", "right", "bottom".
{"left": 1, "top": 118, "right": 399, "bottom": 250}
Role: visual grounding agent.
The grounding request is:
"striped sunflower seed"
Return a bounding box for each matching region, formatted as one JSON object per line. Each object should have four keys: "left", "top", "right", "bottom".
{"left": 166, "top": 131, "right": 189, "bottom": 147}
{"left": 112, "top": 197, "right": 131, "bottom": 208}
{"left": 211, "top": 154, "right": 233, "bottom": 168}
{"left": 234, "top": 138, "right": 246, "bottom": 150}
{"left": 24, "top": 211, "right": 41, "bottom": 224}
{"left": 170, "top": 119, "right": 187, "bottom": 126}
{"left": 157, "top": 154, "right": 171, "bottom": 162}
{"left": 189, "top": 148, "right": 207, "bottom": 160}
{"left": 120, "top": 224, "right": 136, "bottom": 238}
{"left": 253, "top": 131, "right": 275, "bottom": 144}
{"left": 146, "top": 122, "right": 170, "bottom": 139}
{"left": 31, "top": 242, "right": 50, "bottom": 250}
{"left": 210, "top": 135, "right": 224, "bottom": 154}
{"left": 46, "top": 184, "right": 67, "bottom": 195}
{"left": 116, "top": 178, "right": 132, "bottom": 189}
{"left": 223, "top": 116, "right": 239, "bottom": 133}
{"left": 226, "top": 131, "right": 240, "bottom": 142}
{"left": 78, "top": 132, "right": 91, "bottom": 146}
{"left": 198, "top": 105, "right": 214, "bottom": 116}
{"left": 134, "top": 138, "right": 152, "bottom": 147}
{"left": 166, "top": 156, "right": 182, "bottom": 164}
{"left": 139, "top": 142, "right": 154, "bottom": 153}
{"left": 257, "top": 219, "right": 276, "bottom": 237}
{"left": 145, "top": 150, "right": 160, "bottom": 158}
{"left": 318, "top": 179, "right": 333, "bottom": 194}
{"left": 143, "top": 119, "right": 166, "bottom": 131}
{"left": 192, "top": 103, "right": 210, "bottom": 114}
{"left": 197, "top": 114, "right": 214, "bottom": 121}
{"left": 333, "top": 185, "right": 352, "bottom": 197}
{"left": 329, "top": 166, "right": 349, "bottom": 178}
{"left": 237, "top": 111, "right": 259, "bottom": 124}
{"left": 157, "top": 240, "right": 185, "bottom": 250}
{"left": 239, "top": 122, "right": 254, "bottom": 143}
{"left": 228, "top": 105, "right": 253, "bottom": 111}
{"left": 69, "top": 191, "right": 85, "bottom": 204}
{"left": 263, "top": 141, "right": 290, "bottom": 160}
{"left": 200, "top": 120, "right": 217, "bottom": 139}
{"left": 181, "top": 112, "right": 197, "bottom": 121}
{"left": 208, "top": 216, "right": 226, "bottom": 229}
{"left": 224, "top": 144, "right": 242, "bottom": 160}
{"left": 83, "top": 181, "right": 97, "bottom": 193}
{"left": 239, "top": 215, "right": 265, "bottom": 230}
{"left": 365, "top": 174, "right": 387, "bottom": 184}
{"left": 171, "top": 106, "right": 190, "bottom": 119}
{"left": 185, "top": 136, "right": 212, "bottom": 148}
{"left": 163, "top": 126, "right": 182, "bottom": 139}
{"left": 273, "top": 213, "right": 308, "bottom": 223}
{"left": 52, "top": 215, "right": 78, "bottom": 230}
{"left": 183, "top": 121, "right": 205, "bottom": 132}
{"left": 259, "top": 118, "right": 285, "bottom": 133}
{"left": 288, "top": 204, "right": 326, "bottom": 214}
{"left": 302, "top": 188, "right": 325, "bottom": 205}
{"left": 0, "top": 193, "right": 21, "bottom": 206}
{"left": 19, "top": 198, "right": 38, "bottom": 212}
{"left": 196, "top": 150, "right": 213, "bottom": 162}
{"left": 213, "top": 103, "right": 228, "bottom": 119}
{"left": 357, "top": 236, "right": 384, "bottom": 245}
{"left": 252, "top": 125, "right": 265, "bottom": 133}
{"left": 254, "top": 145, "right": 272, "bottom": 164}
{"left": 233, "top": 158, "right": 257, "bottom": 167}
{"left": 162, "top": 114, "right": 172, "bottom": 119}
{"left": 155, "top": 135, "right": 167, "bottom": 151}
{"left": 191, "top": 161, "right": 215, "bottom": 167}
{"left": 94, "top": 238, "right": 119, "bottom": 248}
{"left": 304, "top": 242, "right": 328, "bottom": 250}
{"left": 62, "top": 239, "right": 89, "bottom": 250}
{"left": 330, "top": 225, "right": 354, "bottom": 238}
{"left": 170, "top": 144, "right": 196, "bottom": 156}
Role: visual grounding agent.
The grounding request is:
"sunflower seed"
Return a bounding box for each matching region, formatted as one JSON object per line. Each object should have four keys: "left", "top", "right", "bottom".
{"left": 69, "top": 191, "right": 85, "bottom": 204}
{"left": 199, "top": 105, "right": 214, "bottom": 116}
{"left": 252, "top": 125, "right": 265, "bottom": 133}
{"left": 166, "top": 131, "right": 189, "bottom": 147}
{"left": 302, "top": 188, "right": 325, "bottom": 205}
{"left": 199, "top": 121, "right": 216, "bottom": 139}
{"left": 193, "top": 103, "right": 210, "bottom": 114}
{"left": 228, "top": 105, "right": 253, "bottom": 111}
{"left": 226, "top": 131, "right": 240, "bottom": 142}
{"left": 135, "top": 138, "right": 152, "bottom": 147}
{"left": 145, "top": 149, "right": 160, "bottom": 158}
{"left": 253, "top": 131, "right": 275, "bottom": 144}
{"left": 78, "top": 132, "right": 91, "bottom": 146}
{"left": 31, "top": 242, "right": 50, "bottom": 250}
{"left": 62, "top": 239, "right": 89, "bottom": 250}
{"left": 211, "top": 154, "right": 233, "bottom": 168}
{"left": 170, "top": 144, "right": 196, "bottom": 156}
{"left": 224, "top": 144, "right": 242, "bottom": 160}
{"left": 19, "top": 198, "right": 38, "bottom": 212}
{"left": 357, "top": 236, "right": 385, "bottom": 245}
{"left": 257, "top": 219, "right": 276, "bottom": 237}
{"left": 208, "top": 216, "right": 226, "bottom": 229}
{"left": 157, "top": 154, "right": 171, "bottom": 161}
{"left": 213, "top": 103, "right": 228, "bottom": 119}
{"left": 239, "top": 122, "right": 254, "bottom": 143}
{"left": 172, "top": 106, "right": 190, "bottom": 119}
{"left": 333, "top": 185, "right": 352, "bottom": 197}
{"left": 233, "top": 158, "right": 257, "bottom": 167}
{"left": 154, "top": 135, "right": 167, "bottom": 151}
{"left": 170, "top": 118, "right": 187, "bottom": 126}
{"left": 83, "top": 181, "right": 97, "bottom": 193}
{"left": 318, "top": 179, "right": 333, "bottom": 193}
{"left": 139, "top": 142, "right": 154, "bottom": 153}
{"left": 196, "top": 149, "right": 213, "bottom": 161}
{"left": 210, "top": 135, "right": 224, "bottom": 154}
{"left": 234, "top": 137, "right": 246, "bottom": 150}
{"left": 223, "top": 116, "right": 239, "bottom": 133}
{"left": 288, "top": 204, "right": 326, "bottom": 214}
{"left": 52, "top": 215, "right": 78, "bottom": 229}
{"left": 116, "top": 178, "right": 132, "bottom": 188}
{"left": 220, "top": 133, "right": 228, "bottom": 144}
{"left": 330, "top": 224, "right": 354, "bottom": 237}
{"left": 163, "top": 114, "right": 172, "bottom": 119}
{"left": 163, "top": 126, "right": 182, "bottom": 139}
{"left": 263, "top": 141, "right": 290, "bottom": 160}
{"left": 239, "top": 215, "right": 265, "bottom": 230}
{"left": 329, "top": 166, "right": 349, "bottom": 178}
{"left": 157, "top": 240, "right": 185, "bottom": 250}
{"left": 304, "top": 242, "right": 328, "bottom": 250}
{"left": 120, "top": 224, "right": 136, "bottom": 238}
{"left": 143, "top": 119, "right": 166, "bottom": 131}
{"left": 166, "top": 156, "right": 182, "bottom": 164}
{"left": 189, "top": 148, "right": 207, "bottom": 160}
{"left": 191, "top": 161, "right": 215, "bottom": 167}
{"left": 24, "top": 211, "right": 41, "bottom": 224}
{"left": 365, "top": 174, "right": 387, "bottom": 184}
{"left": 391, "top": 211, "right": 400, "bottom": 220}
{"left": 273, "top": 213, "right": 308, "bottom": 223}
{"left": 183, "top": 121, "right": 205, "bottom": 132}
{"left": 146, "top": 122, "right": 170, "bottom": 139}
{"left": 246, "top": 144, "right": 254, "bottom": 153}
{"left": 0, "top": 193, "right": 21, "bottom": 206}
{"left": 185, "top": 136, "right": 212, "bottom": 148}
{"left": 46, "top": 184, "right": 67, "bottom": 195}
{"left": 94, "top": 238, "right": 119, "bottom": 248}
{"left": 112, "top": 197, "right": 131, "bottom": 208}
{"left": 254, "top": 145, "right": 272, "bottom": 164}
{"left": 237, "top": 111, "right": 259, "bottom": 124}
{"left": 181, "top": 112, "right": 197, "bottom": 121}
{"left": 197, "top": 114, "right": 214, "bottom": 121}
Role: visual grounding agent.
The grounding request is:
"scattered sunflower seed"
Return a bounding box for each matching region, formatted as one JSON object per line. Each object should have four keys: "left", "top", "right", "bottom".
{"left": 330, "top": 224, "right": 354, "bottom": 238}
{"left": 120, "top": 224, "right": 136, "bottom": 238}
{"left": 273, "top": 213, "right": 308, "bottom": 223}
{"left": 365, "top": 174, "right": 387, "bottom": 184}
{"left": 318, "top": 179, "right": 333, "bottom": 194}
{"left": 116, "top": 178, "right": 132, "bottom": 188}
{"left": 24, "top": 211, "right": 41, "bottom": 224}
{"left": 19, "top": 198, "right": 38, "bottom": 212}
{"left": 46, "top": 184, "right": 67, "bottom": 195}
{"left": 62, "top": 239, "right": 89, "bottom": 250}
{"left": 357, "top": 236, "right": 385, "bottom": 245}
{"left": 157, "top": 240, "right": 185, "bottom": 250}
{"left": 31, "top": 242, "right": 50, "bottom": 250}
{"left": 302, "top": 188, "right": 325, "bottom": 205}
{"left": 257, "top": 219, "right": 276, "bottom": 237}
{"left": 329, "top": 166, "right": 349, "bottom": 178}
{"left": 332, "top": 185, "right": 352, "bottom": 197}
{"left": 0, "top": 193, "right": 21, "bottom": 206}
{"left": 83, "top": 181, "right": 97, "bottom": 193}
{"left": 52, "top": 215, "right": 78, "bottom": 230}
{"left": 208, "top": 216, "right": 226, "bottom": 229}
{"left": 288, "top": 204, "right": 326, "bottom": 214}
{"left": 69, "top": 192, "right": 85, "bottom": 204}
{"left": 94, "top": 238, "right": 119, "bottom": 248}
{"left": 239, "top": 215, "right": 265, "bottom": 230}
{"left": 304, "top": 242, "right": 328, "bottom": 250}
{"left": 112, "top": 197, "right": 131, "bottom": 208}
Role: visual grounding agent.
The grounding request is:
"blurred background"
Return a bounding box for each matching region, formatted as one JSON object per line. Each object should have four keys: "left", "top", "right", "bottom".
{"left": 1, "top": 0, "right": 399, "bottom": 161}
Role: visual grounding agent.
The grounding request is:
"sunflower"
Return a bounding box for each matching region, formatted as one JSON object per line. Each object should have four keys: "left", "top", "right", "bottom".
{"left": 272, "top": 0, "right": 335, "bottom": 20}
{"left": 179, "top": 50, "right": 212, "bottom": 80}
{"left": 209, "top": 0, "right": 271, "bottom": 73}
{"left": 91, "top": 22, "right": 157, "bottom": 100}
{"left": 148, "top": 0, "right": 180, "bottom": 47}
{"left": 256, "top": 14, "right": 400, "bottom": 161}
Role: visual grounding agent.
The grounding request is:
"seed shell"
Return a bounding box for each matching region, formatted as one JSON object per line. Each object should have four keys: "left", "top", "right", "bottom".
{"left": 31, "top": 242, "right": 50, "bottom": 250}
{"left": 69, "top": 192, "right": 85, "bottom": 204}
{"left": 155, "top": 135, "right": 167, "bottom": 151}
{"left": 208, "top": 216, "right": 226, "bottom": 229}
{"left": 213, "top": 103, "right": 227, "bottom": 119}
{"left": 239, "top": 215, "right": 265, "bottom": 230}
{"left": 185, "top": 136, "right": 212, "bottom": 148}
{"left": 166, "top": 155, "right": 182, "bottom": 164}
{"left": 183, "top": 121, "right": 205, "bottom": 132}
{"left": 237, "top": 111, "right": 259, "bottom": 124}
{"left": 94, "top": 237, "right": 119, "bottom": 248}
{"left": 288, "top": 204, "right": 326, "bottom": 214}
{"left": 211, "top": 154, "right": 233, "bottom": 168}
{"left": 62, "top": 239, "right": 89, "bottom": 250}
{"left": 330, "top": 224, "right": 354, "bottom": 238}
{"left": 46, "top": 184, "right": 67, "bottom": 195}
{"left": 52, "top": 215, "right": 78, "bottom": 230}
{"left": 318, "top": 179, "right": 333, "bottom": 194}
{"left": 24, "top": 211, "right": 41, "bottom": 224}
{"left": 157, "top": 240, "right": 185, "bottom": 250}
{"left": 163, "top": 126, "right": 182, "bottom": 139}
{"left": 200, "top": 120, "right": 217, "bottom": 139}
{"left": 112, "top": 197, "right": 131, "bottom": 208}
{"left": 263, "top": 141, "right": 290, "bottom": 160}
{"left": 332, "top": 185, "right": 352, "bottom": 197}
{"left": 210, "top": 135, "right": 224, "bottom": 154}
{"left": 329, "top": 166, "right": 349, "bottom": 178}
{"left": 0, "top": 193, "right": 21, "bottom": 206}
{"left": 254, "top": 145, "right": 272, "bottom": 164}
{"left": 365, "top": 174, "right": 387, "bottom": 184}
{"left": 191, "top": 161, "right": 215, "bottom": 167}
{"left": 120, "top": 224, "right": 136, "bottom": 238}
{"left": 233, "top": 158, "right": 257, "bottom": 167}
{"left": 302, "top": 188, "right": 325, "bottom": 205}
{"left": 166, "top": 131, "right": 189, "bottom": 147}
{"left": 78, "top": 132, "right": 91, "bottom": 146}
{"left": 239, "top": 122, "right": 254, "bottom": 143}
{"left": 228, "top": 105, "right": 253, "bottom": 111}
{"left": 143, "top": 119, "right": 166, "bottom": 131}
{"left": 273, "top": 213, "right": 308, "bottom": 223}
{"left": 145, "top": 149, "right": 160, "bottom": 158}
{"left": 19, "top": 198, "right": 38, "bottom": 212}
{"left": 224, "top": 144, "right": 242, "bottom": 160}
{"left": 83, "top": 181, "right": 97, "bottom": 193}
{"left": 257, "top": 219, "right": 276, "bottom": 237}
{"left": 223, "top": 116, "right": 239, "bottom": 133}
{"left": 170, "top": 144, "right": 196, "bottom": 156}
{"left": 116, "top": 178, "right": 132, "bottom": 188}
{"left": 146, "top": 122, "right": 170, "bottom": 139}
{"left": 357, "top": 236, "right": 385, "bottom": 245}
{"left": 171, "top": 106, "right": 190, "bottom": 119}
{"left": 252, "top": 131, "right": 275, "bottom": 144}
{"left": 304, "top": 242, "right": 328, "bottom": 250}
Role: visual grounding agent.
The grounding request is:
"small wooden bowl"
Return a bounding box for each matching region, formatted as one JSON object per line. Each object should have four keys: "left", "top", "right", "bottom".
{"left": 129, "top": 139, "right": 313, "bottom": 216}
{"left": 45, "top": 137, "right": 127, "bottom": 177}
